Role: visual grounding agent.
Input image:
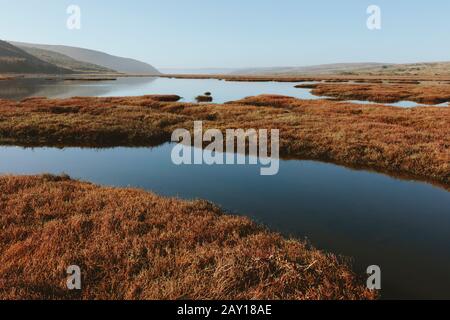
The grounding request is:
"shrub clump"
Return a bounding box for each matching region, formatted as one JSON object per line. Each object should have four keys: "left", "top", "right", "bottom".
{"left": 196, "top": 95, "right": 213, "bottom": 102}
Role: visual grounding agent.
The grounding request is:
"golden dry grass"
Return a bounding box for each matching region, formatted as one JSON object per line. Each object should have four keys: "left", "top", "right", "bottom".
{"left": 0, "top": 95, "right": 182, "bottom": 147}
{"left": 0, "top": 94, "right": 448, "bottom": 187}
{"left": 226, "top": 95, "right": 449, "bottom": 187}
{"left": 297, "top": 83, "right": 450, "bottom": 104}
{"left": 0, "top": 174, "right": 376, "bottom": 300}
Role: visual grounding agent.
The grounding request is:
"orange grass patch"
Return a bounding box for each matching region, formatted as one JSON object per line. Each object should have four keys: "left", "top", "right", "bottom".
{"left": 296, "top": 83, "right": 450, "bottom": 104}
{"left": 0, "top": 94, "right": 448, "bottom": 187}
{"left": 0, "top": 174, "right": 376, "bottom": 300}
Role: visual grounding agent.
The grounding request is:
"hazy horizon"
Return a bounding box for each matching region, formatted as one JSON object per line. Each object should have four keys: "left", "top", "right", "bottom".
{"left": 1, "top": 0, "right": 449, "bottom": 69}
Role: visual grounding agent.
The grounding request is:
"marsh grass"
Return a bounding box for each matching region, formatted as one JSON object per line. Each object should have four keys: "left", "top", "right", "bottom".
{"left": 0, "top": 174, "right": 376, "bottom": 300}
{"left": 297, "top": 83, "right": 450, "bottom": 104}
{"left": 0, "top": 94, "right": 448, "bottom": 187}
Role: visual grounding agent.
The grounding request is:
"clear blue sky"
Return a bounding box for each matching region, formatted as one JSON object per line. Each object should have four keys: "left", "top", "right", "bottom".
{"left": 1, "top": 0, "right": 449, "bottom": 68}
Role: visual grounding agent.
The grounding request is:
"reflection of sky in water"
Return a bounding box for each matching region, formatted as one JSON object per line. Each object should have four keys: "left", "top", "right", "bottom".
{"left": 1, "top": 77, "right": 447, "bottom": 107}
{"left": 0, "top": 144, "right": 449, "bottom": 299}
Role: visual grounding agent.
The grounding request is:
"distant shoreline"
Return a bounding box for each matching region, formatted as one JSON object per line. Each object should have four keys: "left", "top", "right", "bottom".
{"left": 3, "top": 72, "right": 450, "bottom": 83}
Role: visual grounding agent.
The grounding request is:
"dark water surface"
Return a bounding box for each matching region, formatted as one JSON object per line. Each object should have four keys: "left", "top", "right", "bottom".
{"left": 0, "top": 144, "right": 449, "bottom": 299}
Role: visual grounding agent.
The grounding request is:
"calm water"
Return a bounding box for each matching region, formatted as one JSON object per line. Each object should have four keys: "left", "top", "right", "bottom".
{"left": 0, "top": 144, "right": 449, "bottom": 299}
{"left": 1, "top": 77, "right": 446, "bottom": 107}
{"left": 0, "top": 77, "right": 317, "bottom": 103}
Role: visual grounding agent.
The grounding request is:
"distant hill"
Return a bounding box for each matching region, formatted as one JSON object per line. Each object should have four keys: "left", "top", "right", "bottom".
{"left": 231, "top": 62, "right": 450, "bottom": 77}
{"left": 0, "top": 40, "right": 71, "bottom": 74}
{"left": 232, "top": 63, "right": 391, "bottom": 76}
{"left": 12, "top": 41, "right": 160, "bottom": 75}
{"left": 345, "top": 62, "right": 450, "bottom": 76}
{"left": 17, "top": 46, "right": 114, "bottom": 74}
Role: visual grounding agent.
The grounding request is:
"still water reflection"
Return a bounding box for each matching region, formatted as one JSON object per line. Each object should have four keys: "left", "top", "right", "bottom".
{"left": 0, "top": 144, "right": 449, "bottom": 299}
{"left": 1, "top": 77, "right": 444, "bottom": 107}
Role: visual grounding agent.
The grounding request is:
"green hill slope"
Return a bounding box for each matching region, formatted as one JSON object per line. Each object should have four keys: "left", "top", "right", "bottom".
{"left": 0, "top": 40, "right": 71, "bottom": 74}
{"left": 13, "top": 41, "right": 160, "bottom": 75}
{"left": 18, "top": 46, "right": 115, "bottom": 74}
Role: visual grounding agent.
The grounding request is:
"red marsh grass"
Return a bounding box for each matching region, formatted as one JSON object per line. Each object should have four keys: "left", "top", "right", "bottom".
{"left": 0, "top": 174, "right": 376, "bottom": 300}
{"left": 296, "top": 82, "right": 450, "bottom": 104}
{"left": 0, "top": 94, "right": 448, "bottom": 187}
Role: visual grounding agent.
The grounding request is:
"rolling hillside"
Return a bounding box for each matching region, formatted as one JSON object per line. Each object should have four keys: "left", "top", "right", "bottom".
{"left": 12, "top": 41, "right": 160, "bottom": 75}
{"left": 0, "top": 40, "right": 71, "bottom": 74}
{"left": 232, "top": 63, "right": 391, "bottom": 76}
{"left": 232, "top": 62, "right": 450, "bottom": 77}
{"left": 347, "top": 62, "right": 450, "bottom": 76}
{"left": 18, "top": 46, "right": 115, "bottom": 74}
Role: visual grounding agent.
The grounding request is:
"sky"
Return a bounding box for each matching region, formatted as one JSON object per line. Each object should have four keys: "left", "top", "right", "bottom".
{"left": 1, "top": 0, "right": 449, "bottom": 69}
